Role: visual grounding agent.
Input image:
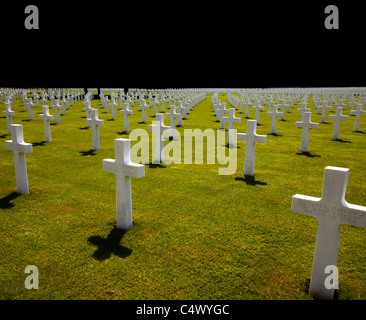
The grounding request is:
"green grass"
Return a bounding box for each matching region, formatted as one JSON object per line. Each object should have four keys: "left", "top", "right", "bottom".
{"left": 0, "top": 92, "right": 365, "bottom": 300}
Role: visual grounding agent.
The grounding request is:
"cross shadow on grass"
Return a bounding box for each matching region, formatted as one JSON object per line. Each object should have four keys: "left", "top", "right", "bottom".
{"left": 0, "top": 134, "right": 8, "bottom": 138}
{"left": 354, "top": 130, "right": 366, "bottom": 134}
{"left": 32, "top": 141, "right": 47, "bottom": 147}
{"left": 235, "top": 175, "right": 267, "bottom": 186}
{"left": 221, "top": 144, "right": 240, "bottom": 149}
{"left": 268, "top": 133, "right": 283, "bottom": 137}
{"left": 88, "top": 226, "right": 132, "bottom": 261}
{"left": 148, "top": 162, "right": 167, "bottom": 169}
{"left": 331, "top": 138, "right": 351, "bottom": 143}
{"left": 79, "top": 149, "right": 97, "bottom": 156}
{"left": 0, "top": 192, "right": 20, "bottom": 209}
{"left": 79, "top": 126, "right": 89, "bottom": 130}
{"left": 296, "top": 151, "right": 321, "bottom": 158}
{"left": 117, "top": 131, "right": 129, "bottom": 135}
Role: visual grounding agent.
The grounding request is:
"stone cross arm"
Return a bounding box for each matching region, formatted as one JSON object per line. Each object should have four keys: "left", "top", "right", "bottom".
{"left": 103, "top": 159, "right": 145, "bottom": 178}
{"left": 292, "top": 194, "right": 366, "bottom": 228}
{"left": 292, "top": 167, "right": 366, "bottom": 228}
{"left": 237, "top": 120, "right": 267, "bottom": 144}
{"left": 103, "top": 139, "right": 144, "bottom": 178}
{"left": 5, "top": 125, "right": 33, "bottom": 154}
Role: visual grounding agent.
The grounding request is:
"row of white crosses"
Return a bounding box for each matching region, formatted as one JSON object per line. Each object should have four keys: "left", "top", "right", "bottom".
{"left": 169, "top": 91, "right": 366, "bottom": 301}
{"left": 224, "top": 90, "right": 366, "bottom": 143}
{"left": 3, "top": 88, "right": 366, "bottom": 302}
{"left": 212, "top": 98, "right": 268, "bottom": 175}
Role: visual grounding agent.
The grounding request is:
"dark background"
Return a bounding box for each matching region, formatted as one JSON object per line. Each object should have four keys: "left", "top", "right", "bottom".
{"left": 0, "top": 1, "right": 363, "bottom": 89}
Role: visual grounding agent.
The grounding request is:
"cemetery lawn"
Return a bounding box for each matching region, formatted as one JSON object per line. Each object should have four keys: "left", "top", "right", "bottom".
{"left": 0, "top": 93, "right": 365, "bottom": 300}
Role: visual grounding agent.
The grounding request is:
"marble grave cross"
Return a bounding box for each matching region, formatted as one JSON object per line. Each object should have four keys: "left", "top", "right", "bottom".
{"left": 52, "top": 100, "right": 63, "bottom": 124}
{"left": 297, "top": 101, "right": 311, "bottom": 122}
{"left": 292, "top": 166, "right": 366, "bottom": 300}
{"left": 86, "top": 109, "right": 104, "bottom": 150}
{"left": 165, "top": 104, "right": 179, "bottom": 137}
{"left": 103, "top": 139, "right": 145, "bottom": 230}
{"left": 329, "top": 107, "right": 348, "bottom": 140}
{"left": 237, "top": 119, "right": 267, "bottom": 176}
{"left": 350, "top": 103, "right": 366, "bottom": 131}
{"left": 222, "top": 108, "right": 241, "bottom": 147}
{"left": 28, "top": 99, "right": 36, "bottom": 120}
{"left": 5, "top": 124, "right": 33, "bottom": 194}
{"left": 139, "top": 98, "right": 149, "bottom": 123}
{"left": 3, "top": 100, "right": 15, "bottom": 134}
{"left": 120, "top": 102, "right": 133, "bottom": 132}
{"left": 149, "top": 113, "right": 171, "bottom": 163}
{"left": 39, "top": 105, "right": 54, "bottom": 142}
{"left": 295, "top": 112, "right": 319, "bottom": 152}
{"left": 267, "top": 105, "right": 282, "bottom": 134}
{"left": 252, "top": 100, "right": 264, "bottom": 125}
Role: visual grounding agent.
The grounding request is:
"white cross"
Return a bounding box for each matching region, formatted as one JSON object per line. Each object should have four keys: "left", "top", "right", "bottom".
{"left": 28, "top": 99, "right": 36, "bottom": 120}
{"left": 86, "top": 109, "right": 104, "bottom": 150}
{"left": 278, "top": 100, "right": 287, "bottom": 120}
{"left": 297, "top": 101, "right": 311, "bottom": 122}
{"left": 165, "top": 105, "right": 180, "bottom": 137}
{"left": 120, "top": 102, "right": 133, "bottom": 132}
{"left": 110, "top": 100, "right": 118, "bottom": 120}
{"left": 219, "top": 103, "right": 230, "bottom": 129}
{"left": 41, "top": 97, "right": 47, "bottom": 108}
{"left": 244, "top": 99, "right": 252, "bottom": 118}
{"left": 103, "top": 139, "right": 145, "bottom": 230}
{"left": 3, "top": 101, "right": 15, "bottom": 134}
{"left": 329, "top": 107, "right": 348, "bottom": 140}
{"left": 237, "top": 120, "right": 267, "bottom": 176}
{"left": 213, "top": 101, "right": 222, "bottom": 122}
{"left": 350, "top": 103, "right": 366, "bottom": 131}
{"left": 51, "top": 100, "right": 62, "bottom": 124}
{"left": 161, "top": 96, "right": 167, "bottom": 112}
{"left": 151, "top": 97, "right": 160, "bottom": 117}
{"left": 175, "top": 101, "right": 185, "bottom": 126}
{"left": 149, "top": 113, "right": 171, "bottom": 163}
{"left": 139, "top": 98, "right": 149, "bottom": 123}
{"left": 318, "top": 100, "right": 331, "bottom": 123}
{"left": 33, "top": 94, "right": 39, "bottom": 107}
{"left": 349, "top": 98, "right": 356, "bottom": 111}
{"left": 39, "top": 105, "right": 54, "bottom": 142}
{"left": 295, "top": 112, "right": 319, "bottom": 152}
{"left": 335, "top": 99, "right": 346, "bottom": 110}
{"left": 104, "top": 96, "right": 110, "bottom": 112}
{"left": 222, "top": 108, "right": 241, "bottom": 147}
{"left": 5, "top": 124, "right": 33, "bottom": 194}
{"left": 60, "top": 98, "right": 67, "bottom": 114}
{"left": 292, "top": 166, "right": 366, "bottom": 300}
{"left": 267, "top": 105, "right": 282, "bottom": 134}
{"left": 267, "top": 99, "right": 274, "bottom": 113}
{"left": 252, "top": 101, "right": 264, "bottom": 125}
{"left": 238, "top": 97, "right": 245, "bottom": 114}
{"left": 22, "top": 96, "right": 29, "bottom": 111}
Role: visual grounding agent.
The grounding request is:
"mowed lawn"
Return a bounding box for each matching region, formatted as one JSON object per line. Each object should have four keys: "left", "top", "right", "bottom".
{"left": 0, "top": 91, "right": 365, "bottom": 300}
